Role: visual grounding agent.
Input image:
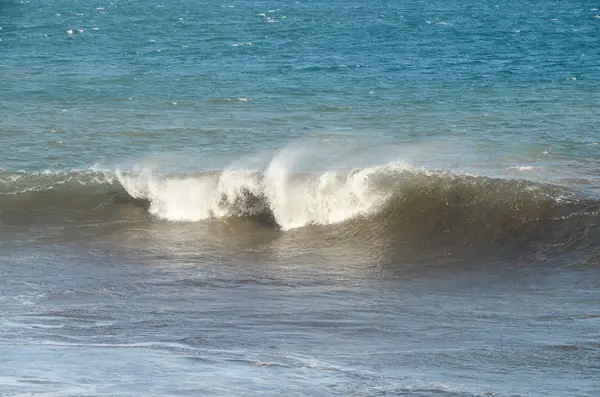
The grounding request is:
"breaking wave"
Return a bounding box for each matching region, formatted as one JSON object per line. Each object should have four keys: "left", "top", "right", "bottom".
{"left": 2, "top": 156, "right": 600, "bottom": 260}
{"left": 116, "top": 162, "right": 400, "bottom": 230}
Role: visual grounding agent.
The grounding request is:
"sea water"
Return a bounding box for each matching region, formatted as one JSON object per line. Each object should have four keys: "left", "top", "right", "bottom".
{"left": 1, "top": 1, "right": 600, "bottom": 396}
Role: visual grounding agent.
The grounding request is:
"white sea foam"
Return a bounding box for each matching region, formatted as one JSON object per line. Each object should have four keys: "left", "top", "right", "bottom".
{"left": 507, "top": 165, "right": 537, "bottom": 171}
{"left": 116, "top": 152, "right": 408, "bottom": 230}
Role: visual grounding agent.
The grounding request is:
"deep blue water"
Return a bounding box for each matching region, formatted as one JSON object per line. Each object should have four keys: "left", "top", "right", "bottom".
{"left": 2, "top": 0, "right": 600, "bottom": 173}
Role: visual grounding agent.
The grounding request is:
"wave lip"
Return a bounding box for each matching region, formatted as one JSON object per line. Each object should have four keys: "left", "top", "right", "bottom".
{"left": 115, "top": 160, "right": 402, "bottom": 230}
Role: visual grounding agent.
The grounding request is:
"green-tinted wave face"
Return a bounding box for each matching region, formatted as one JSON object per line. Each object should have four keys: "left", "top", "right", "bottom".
{"left": 2, "top": 165, "right": 599, "bottom": 265}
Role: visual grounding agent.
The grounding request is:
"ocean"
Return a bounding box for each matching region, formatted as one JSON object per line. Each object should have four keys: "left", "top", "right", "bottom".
{"left": 1, "top": 0, "right": 600, "bottom": 396}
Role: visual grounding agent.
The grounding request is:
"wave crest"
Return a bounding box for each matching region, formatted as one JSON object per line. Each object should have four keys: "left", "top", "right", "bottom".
{"left": 116, "top": 163, "right": 396, "bottom": 230}
{"left": 2, "top": 161, "right": 599, "bottom": 261}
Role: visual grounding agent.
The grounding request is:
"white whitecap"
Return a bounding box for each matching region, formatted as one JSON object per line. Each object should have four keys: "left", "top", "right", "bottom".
{"left": 507, "top": 165, "right": 537, "bottom": 171}
{"left": 116, "top": 156, "right": 415, "bottom": 231}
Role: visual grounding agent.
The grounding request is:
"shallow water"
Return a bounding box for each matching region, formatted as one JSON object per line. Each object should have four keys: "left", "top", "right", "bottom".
{"left": 2, "top": 0, "right": 600, "bottom": 396}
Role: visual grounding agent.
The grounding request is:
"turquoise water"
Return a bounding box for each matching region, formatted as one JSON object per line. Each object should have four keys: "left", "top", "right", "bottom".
{"left": 2, "top": 1, "right": 600, "bottom": 396}
{"left": 3, "top": 0, "right": 600, "bottom": 175}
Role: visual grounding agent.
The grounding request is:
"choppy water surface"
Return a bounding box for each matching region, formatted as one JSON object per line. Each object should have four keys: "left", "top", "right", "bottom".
{"left": 1, "top": 0, "right": 600, "bottom": 396}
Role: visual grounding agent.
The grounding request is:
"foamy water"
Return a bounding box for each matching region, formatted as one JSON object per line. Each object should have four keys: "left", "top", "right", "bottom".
{"left": 116, "top": 155, "right": 407, "bottom": 229}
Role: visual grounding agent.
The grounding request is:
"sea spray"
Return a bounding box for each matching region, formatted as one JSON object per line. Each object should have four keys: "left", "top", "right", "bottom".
{"left": 115, "top": 151, "right": 397, "bottom": 230}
